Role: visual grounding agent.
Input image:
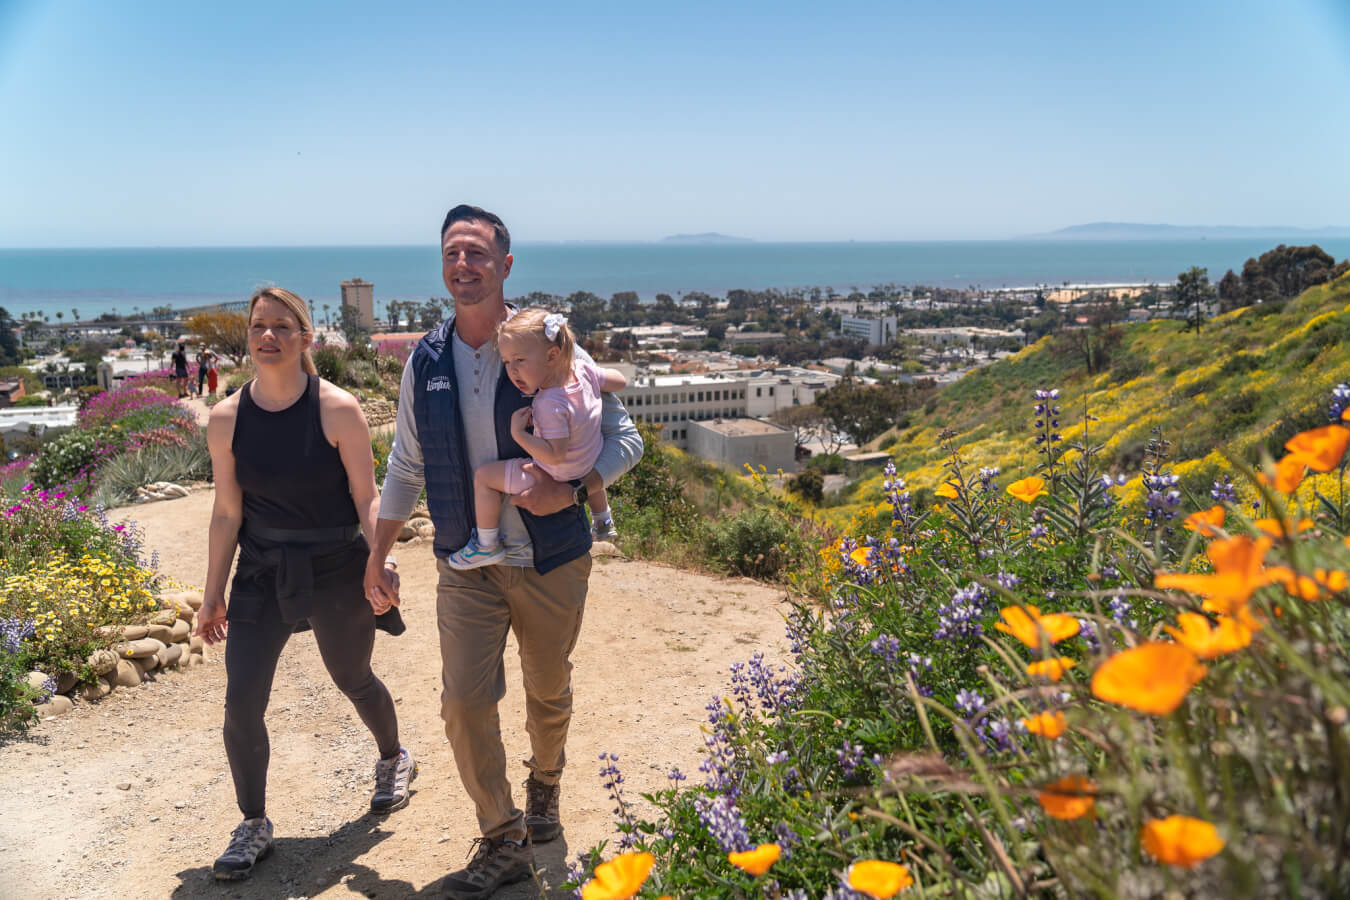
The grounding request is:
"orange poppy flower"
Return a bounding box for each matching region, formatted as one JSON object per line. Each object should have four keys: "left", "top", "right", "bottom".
{"left": 1006, "top": 476, "right": 1048, "bottom": 503}
{"left": 1162, "top": 612, "right": 1251, "bottom": 659}
{"left": 995, "top": 604, "right": 1080, "bottom": 649}
{"left": 1023, "top": 710, "right": 1068, "bottom": 739}
{"left": 1252, "top": 516, "right": 1315, "bottom": 539}
{"left": 1271, "top": 454, "right": 1307, "bottom": 493}
{"left": 1091, "top": 642, "right": 1207, "bottom": 715}
{"left": 846, "top": 860, "right": 914, "bottom": 897}
{"left": 935, "top": 481, "right": 960, "bottom": 499}
{"left": 1140, "top": 815, "right": 1225, "bottom": 867}
{"left": 581, "top": 851, "right": 655, "bottom": 900}
{"left": 728, "top": 843, "right": 780, "bottom": 876}
{"left": 1284, "top": 424, "right": 1350, "bottom": 472}
{"left": 1026, "top": 657, "right": 1077, "bottom": 681}
{"left": 1267, "top": 566, "right": 1349, "bottom": 601}
{"left": 1037, "top": 774, "right": 1097, "bottom": 820}
{"left": 1182, "top": 505, "right": 1226, "bottom": 535}
{"left": 1153, "top": 535, "right": 1274, "bottom": 616}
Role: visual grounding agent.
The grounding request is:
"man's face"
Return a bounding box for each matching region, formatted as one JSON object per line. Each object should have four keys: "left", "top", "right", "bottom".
{"left": 441, "top": 219, "right": 512, "bottom": 307}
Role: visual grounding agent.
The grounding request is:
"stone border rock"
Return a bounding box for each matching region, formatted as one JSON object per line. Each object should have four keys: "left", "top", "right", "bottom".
{"left": 29, "top": 590, "right": 208, "bottom": 720}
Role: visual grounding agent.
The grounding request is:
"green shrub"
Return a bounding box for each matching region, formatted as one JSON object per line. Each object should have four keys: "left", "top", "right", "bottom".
{"left": 28, "top": 427, "right": 111, "bottom": 490}
{"left": 805, "top": 452, "right": 846, "bottom": 474}
{"left": 788, "top": 468, "right": 824, "bottom": 503}
{"left": 311, "top": 344, "right": 349, "bottom": 385}
{"left": 89, "top": 435, "right": 212, "bottom": 508}
{"left": 13, "top": 395, "right": 47, "bottom": 407}
{"left": 704, "top": 507, "right": 804, "bottom": 581}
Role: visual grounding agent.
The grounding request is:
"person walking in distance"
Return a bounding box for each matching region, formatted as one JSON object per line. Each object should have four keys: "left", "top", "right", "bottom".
{"left": 363, "top": 205, "right": 642, "bottom": 899}
{"left": 197, "top": 287, "right": 414, "bottom": 882}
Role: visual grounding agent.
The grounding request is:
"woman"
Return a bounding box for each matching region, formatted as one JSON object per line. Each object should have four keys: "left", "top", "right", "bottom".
{"left": 171, "top": 342, "right": 190, "bottom": 398}
{"left": 195, "top": 287, "right": 414, "bottom": 882}
{"left": 206, "top": 348, "right": 220, "bottom": 395}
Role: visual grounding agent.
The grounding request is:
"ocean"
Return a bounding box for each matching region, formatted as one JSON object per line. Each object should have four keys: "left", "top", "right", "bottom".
{"left": 2, "top": 239, "right": 1348, "bottom": 320}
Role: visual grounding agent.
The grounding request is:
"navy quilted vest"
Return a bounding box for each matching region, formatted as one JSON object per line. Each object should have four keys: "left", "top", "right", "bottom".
{"left": 409, "top": 317, "right": 592, "bottom": 574}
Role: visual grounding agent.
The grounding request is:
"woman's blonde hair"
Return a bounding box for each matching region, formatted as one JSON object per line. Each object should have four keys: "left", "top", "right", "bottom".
{"left": 248, "top": 287, "right": 317, "bottom": 375}
{"left": 496, "top": 307, "right": 575, "bottom": 372}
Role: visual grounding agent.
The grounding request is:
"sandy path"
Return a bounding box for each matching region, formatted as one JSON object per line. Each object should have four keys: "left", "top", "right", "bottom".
{"left": 0, "top": 490, "right": 789, "bottom": 899}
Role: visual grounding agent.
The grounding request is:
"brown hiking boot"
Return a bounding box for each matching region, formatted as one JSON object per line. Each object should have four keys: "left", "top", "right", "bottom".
{"left": 523, "top": 774, "right": 562, "bottom": 842}
{"left": 440, "top": 835, "right": 534, "bottom": 899}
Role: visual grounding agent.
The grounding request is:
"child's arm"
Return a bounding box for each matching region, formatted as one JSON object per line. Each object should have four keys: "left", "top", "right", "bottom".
{"left": 598, "top": 367, "right": 627, "bottom": 392}
{"left": 510, "top": 406, "right": 571, "bottom": 466}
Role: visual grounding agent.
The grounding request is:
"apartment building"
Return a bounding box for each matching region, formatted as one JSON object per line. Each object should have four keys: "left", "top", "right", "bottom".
{"left": 614, "top": 367, "right": 840, "bottom": 451}
{"left": 839, "top": 314, "right": 899, "bottom": 345}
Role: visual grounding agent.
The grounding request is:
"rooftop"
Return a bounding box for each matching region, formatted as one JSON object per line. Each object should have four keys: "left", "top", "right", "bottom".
{"left": 694, "top": 417, "right": 788, "bottom": 437}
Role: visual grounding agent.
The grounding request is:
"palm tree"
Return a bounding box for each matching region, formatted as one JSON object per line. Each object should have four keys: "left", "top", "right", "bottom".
{"left": 322, "top": 303, "right": 331, "bottom": 328}
{"left": 71, "top": 308, "right": 80, "bottom": 322}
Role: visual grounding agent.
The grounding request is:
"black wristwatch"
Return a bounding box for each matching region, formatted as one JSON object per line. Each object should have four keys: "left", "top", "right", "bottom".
{"left": 569, "top": 478, "right": 588, "bottom": 507}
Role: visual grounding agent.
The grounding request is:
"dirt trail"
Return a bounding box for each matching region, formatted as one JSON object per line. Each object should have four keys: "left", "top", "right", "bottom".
{"left": 0, "top": 490, "right": 789, "bottom": 899}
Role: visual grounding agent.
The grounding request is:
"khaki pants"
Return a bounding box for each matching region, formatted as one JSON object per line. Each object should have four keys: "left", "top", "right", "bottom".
{"left": 436, "top": 554, "right": 591, "bottom": 841}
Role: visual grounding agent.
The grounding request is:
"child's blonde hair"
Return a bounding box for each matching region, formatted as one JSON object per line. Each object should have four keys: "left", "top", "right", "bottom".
{"left": 497, "top": 307, "right": 575, "bottom": 371}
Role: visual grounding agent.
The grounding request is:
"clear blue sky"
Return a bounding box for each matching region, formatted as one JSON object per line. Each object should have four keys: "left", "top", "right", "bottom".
{"left": 1, "top": 0, "right": 1347, "bottom": 246}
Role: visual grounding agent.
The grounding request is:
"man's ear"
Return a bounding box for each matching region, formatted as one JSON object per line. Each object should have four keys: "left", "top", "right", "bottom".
{"left": 502, "top": 253, "right": 514, "bottom": 279}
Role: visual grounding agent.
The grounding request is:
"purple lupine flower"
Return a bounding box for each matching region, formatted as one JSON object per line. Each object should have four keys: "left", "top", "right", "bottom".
{"left": 693, "top": 793, "right": 752, "bottom": 852}
{"left": 835, "top": 740, "right": 867, "bottom": 778}
{"left": 954, "top": 689, "right": 985, "bottom": 717}
{"left": 935, "top": 583, "right": 989, "bottom": 642}
{"left": 1329, "top": 383, "right": 1350, "bottom": 423}
{"left": 1211, "top": 476, "right": 1239, "bottom": 504}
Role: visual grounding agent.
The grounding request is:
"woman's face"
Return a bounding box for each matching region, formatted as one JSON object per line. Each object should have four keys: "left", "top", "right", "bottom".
{"left": 249, "top": 298, "right": 311, "bottom": 368}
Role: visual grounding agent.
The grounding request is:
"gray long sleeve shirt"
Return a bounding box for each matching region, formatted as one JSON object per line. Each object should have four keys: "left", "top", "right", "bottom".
{"left": 378, "top": 333, "right": 643, "bottom": 565}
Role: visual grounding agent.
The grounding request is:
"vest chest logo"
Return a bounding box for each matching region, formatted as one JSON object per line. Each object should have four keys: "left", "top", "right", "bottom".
{"left": 427, "top": 376, "right": 452, "bottom": 392}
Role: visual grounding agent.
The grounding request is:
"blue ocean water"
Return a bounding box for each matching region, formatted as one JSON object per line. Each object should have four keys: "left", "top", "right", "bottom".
{"left": 2, "top": 239, "right": 1348, "bottom": 320}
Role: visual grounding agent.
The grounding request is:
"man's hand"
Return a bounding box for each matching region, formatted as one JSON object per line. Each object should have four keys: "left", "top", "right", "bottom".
{"left": 195, "top": 595, "right": 228, "bottom": 646}
{"left": 510, "top": 406, "right": 533, "bottom": 439}
{"left": 363, "top": 560, "right": 401, "bottom": 614}
{"left": 510, "top": 462, "right": 574, "bottom": 515}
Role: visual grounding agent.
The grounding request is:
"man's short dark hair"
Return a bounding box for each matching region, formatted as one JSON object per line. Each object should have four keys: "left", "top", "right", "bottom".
{"left": 440, "top": 204, "right": 511, "bottom": 254}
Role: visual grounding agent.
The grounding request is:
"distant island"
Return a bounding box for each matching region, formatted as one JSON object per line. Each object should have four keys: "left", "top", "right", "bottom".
{"left": 1030, "top": 222, "right": 1350, "bottom": 241}
{"left": 660, "top": 232, "right": 755, "bottom": 244}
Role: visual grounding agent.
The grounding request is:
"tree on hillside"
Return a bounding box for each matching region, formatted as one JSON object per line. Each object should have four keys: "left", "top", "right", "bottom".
{"left": 186, "top": 311, "right": 250, "bottom": 364}
{"left": 1231, "top": 245, "right": 1349, "bottom": 306}
{"left": 1053, "top": 300, "right": 1123, "bottom": 374}
{"left": 1175, "top": 267, "right": 1215, "bottom": 334}
{"left": 771, "top": 404, "right": 832, "bottom": 451}
{"left": 0, "top": 308, "right": 20, "bottom": 366}
{"left": 816, "top": 379, "right": 933, "bottom": 445}
{"left": 608, "top": 291, "right": 640, "bottom": 323}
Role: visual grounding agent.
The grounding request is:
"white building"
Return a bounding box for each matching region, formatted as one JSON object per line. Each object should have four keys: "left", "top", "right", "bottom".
{"left": 615, "top": 373, "right": 748, "bottom": 449}
{"left": 687, "top": 417, "right": 795, "bottom": 473}
{"left": 840, "top": 314, "right": 899, "bottom": 345}
{"left": 0, "top": 404, "right": 78, "bottom": 439}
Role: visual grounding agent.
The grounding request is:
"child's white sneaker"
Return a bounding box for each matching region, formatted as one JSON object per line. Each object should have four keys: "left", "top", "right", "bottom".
{"left": 447, "top": 534, "right": 505, "bottom": 570}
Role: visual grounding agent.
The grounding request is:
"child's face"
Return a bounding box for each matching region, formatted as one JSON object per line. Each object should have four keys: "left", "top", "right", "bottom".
{"left": 498, "top": 334, "right": 559, "bottom": 395}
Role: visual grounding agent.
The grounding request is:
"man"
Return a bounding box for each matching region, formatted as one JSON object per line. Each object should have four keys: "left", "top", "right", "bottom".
{"left": 363, "top": 205, "right": 642, "bottom": 899}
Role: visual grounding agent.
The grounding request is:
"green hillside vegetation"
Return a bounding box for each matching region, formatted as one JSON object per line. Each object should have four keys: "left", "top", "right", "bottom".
{"left": 825, "top": 271, "right": 1350, "bottom": 533}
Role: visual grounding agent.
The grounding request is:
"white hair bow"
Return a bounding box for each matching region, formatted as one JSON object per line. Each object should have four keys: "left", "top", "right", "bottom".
{"left": 543, "top": 312, "right": 568, "bottom": 341}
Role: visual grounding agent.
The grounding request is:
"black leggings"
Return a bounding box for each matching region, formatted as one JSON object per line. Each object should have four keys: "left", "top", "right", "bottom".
{"left": 223, "top": 591, "right": 400, "bottom": 820}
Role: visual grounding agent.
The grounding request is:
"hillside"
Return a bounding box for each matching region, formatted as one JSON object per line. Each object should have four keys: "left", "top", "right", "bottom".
{"left": 824, "top": 272, "right": 1350, "bottom": 530}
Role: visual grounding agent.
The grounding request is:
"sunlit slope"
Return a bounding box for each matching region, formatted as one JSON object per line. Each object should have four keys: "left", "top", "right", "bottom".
{"left": 829, "top": 273, "right": 1350, "bottom": 529}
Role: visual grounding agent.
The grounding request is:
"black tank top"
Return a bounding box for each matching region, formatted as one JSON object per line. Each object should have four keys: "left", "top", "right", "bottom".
{"left": 232, "top": 374, "right": 359, "bottom": 530}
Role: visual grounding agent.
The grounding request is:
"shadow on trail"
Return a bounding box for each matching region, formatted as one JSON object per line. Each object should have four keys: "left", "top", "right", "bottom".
{"left": 169, "top": 814, "right": 575, "bottom": 899}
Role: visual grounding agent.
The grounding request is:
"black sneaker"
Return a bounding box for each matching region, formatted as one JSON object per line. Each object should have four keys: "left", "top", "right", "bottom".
{"left": 523, "top": 774, "right": 562, "bottom": 842}
{"left": 440, "top": 835, "right": 534, "bottom": 899}
{"left": 212, "top": 817, "right": 274, "bottom": 881}
{"left": 370, "top": 746, "right": 417, "bottom": 813}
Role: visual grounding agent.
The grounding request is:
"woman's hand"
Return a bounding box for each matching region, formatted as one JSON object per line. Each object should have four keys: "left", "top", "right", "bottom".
{"left": 364, "top": 559, "right": 401, "bottom": 614}
{"left": 196, "top": 595, "right": 228, "bottom": 645}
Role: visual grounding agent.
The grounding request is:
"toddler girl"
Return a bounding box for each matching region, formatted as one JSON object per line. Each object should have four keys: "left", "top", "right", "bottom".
{"left": 447, "top": 308, "right": 627, "bottom": 569}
